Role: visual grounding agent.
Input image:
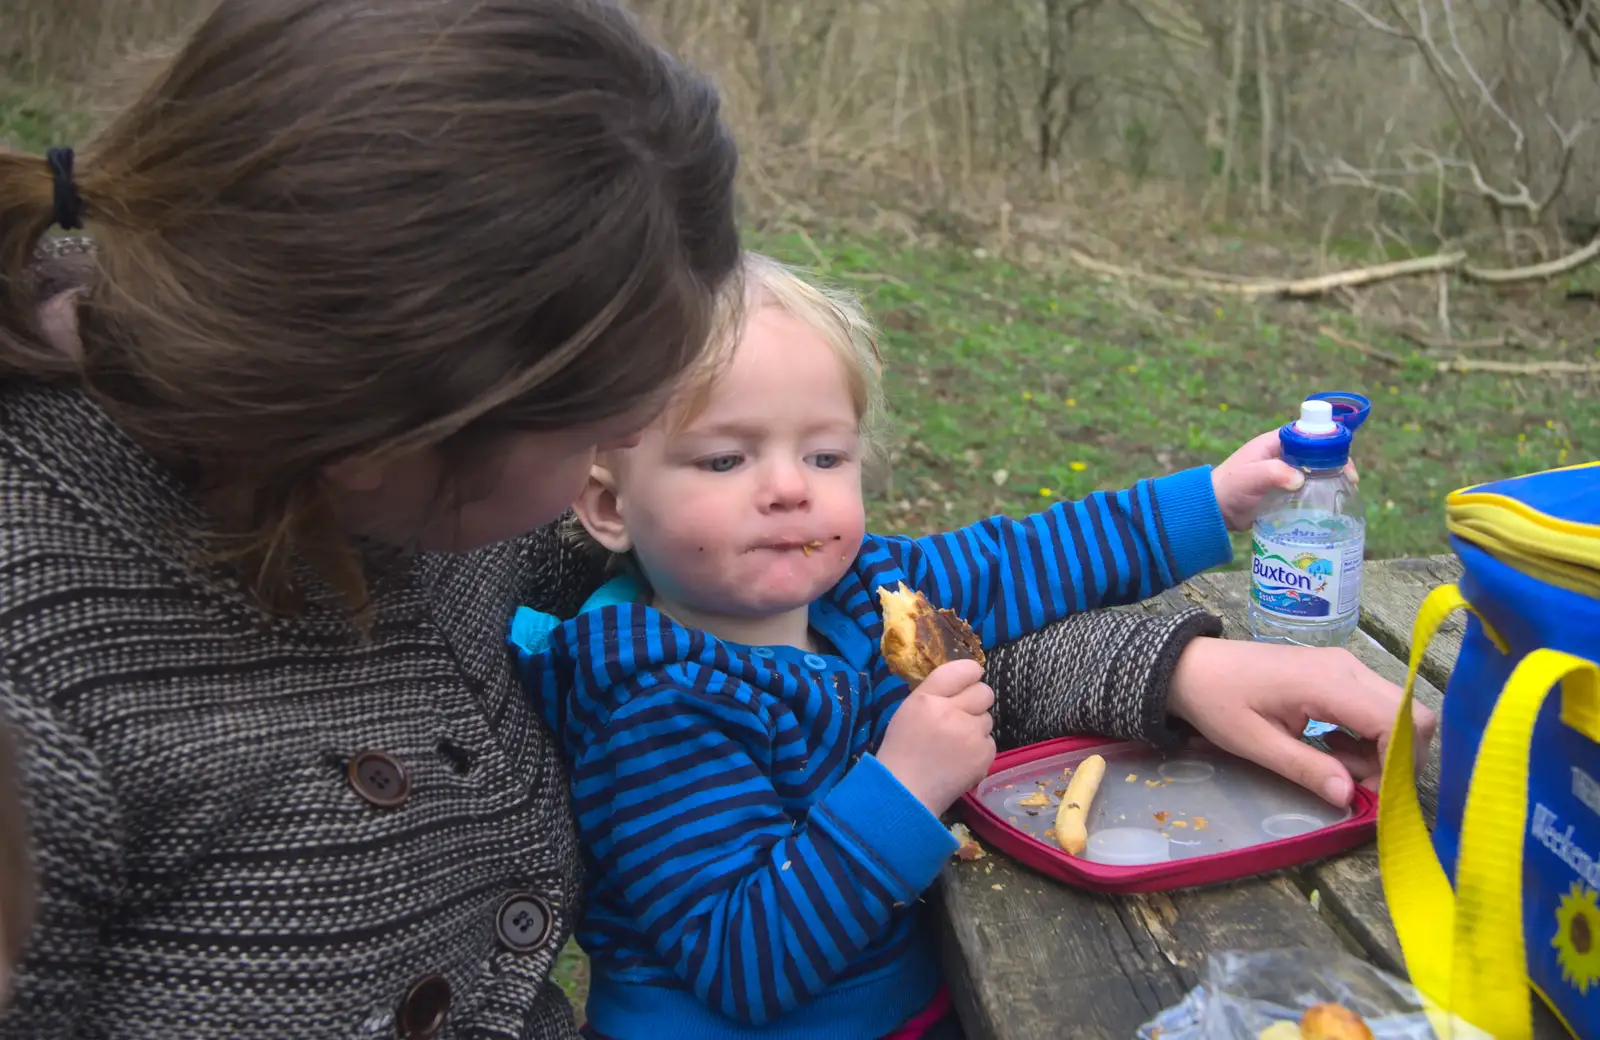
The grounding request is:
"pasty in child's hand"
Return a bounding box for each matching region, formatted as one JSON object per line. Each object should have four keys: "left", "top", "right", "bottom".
{"left": 1298, "top": 1004, "right": 1374, "bottom": 1040}
{"left": 876, "top": 582, "right": 985, "bottom": 688}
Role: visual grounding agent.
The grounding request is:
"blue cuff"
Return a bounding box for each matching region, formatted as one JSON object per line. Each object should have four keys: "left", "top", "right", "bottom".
{"left": 817, "top": 754, "right": 958, "bottom": 899}
{"left": 1151, "top": 465, "right": 1232, "bottom": 579}
{"left": 509, "top": 606, "right": 561, "bottom": 657}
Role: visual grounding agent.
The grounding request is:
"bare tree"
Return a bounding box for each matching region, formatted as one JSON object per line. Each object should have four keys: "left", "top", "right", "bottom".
{"left": 1035, "top": 0, "right": 1106, "bottom": 169}
{"left": 1254, "top": 0, "right": 1276, "bottom": 212}
{"left": 1538, "top": 0, "right": 1600, "bottom": 76}
{"left": 1328, "top": 0, "right": 1587, "bottom": 240}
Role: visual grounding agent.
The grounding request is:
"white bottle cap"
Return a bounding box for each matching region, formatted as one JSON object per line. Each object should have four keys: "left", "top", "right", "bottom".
{"left": 1293, "top": 398, "right": 1338, "bottom": 435}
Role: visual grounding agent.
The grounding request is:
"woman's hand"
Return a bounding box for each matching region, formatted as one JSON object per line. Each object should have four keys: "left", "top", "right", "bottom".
{"left": 1164, "top": 637, "right": 1436, "bottom": 807}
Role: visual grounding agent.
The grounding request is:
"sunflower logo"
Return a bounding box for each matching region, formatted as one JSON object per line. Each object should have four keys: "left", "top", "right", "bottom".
{"left": 1553, "top": 882, "right": 1600, "bottom": 995}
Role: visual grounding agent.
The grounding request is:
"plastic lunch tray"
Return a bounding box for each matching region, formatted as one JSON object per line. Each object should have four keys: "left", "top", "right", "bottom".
{"left": 957, "top": 735, "right": 1378, "bottom": 894}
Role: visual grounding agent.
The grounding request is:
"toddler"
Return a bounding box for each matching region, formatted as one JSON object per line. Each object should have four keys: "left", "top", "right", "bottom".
{"left": 512, "top": 253, "right": 1277, "bottom": 1039}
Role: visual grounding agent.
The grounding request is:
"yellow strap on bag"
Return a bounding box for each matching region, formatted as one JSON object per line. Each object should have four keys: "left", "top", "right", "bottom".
{"left": 1379, "top": 585, "right": 1496, "bottom": 1034}
{"left": 1380, "top": 583, "right": 1600, "bottom": 1038}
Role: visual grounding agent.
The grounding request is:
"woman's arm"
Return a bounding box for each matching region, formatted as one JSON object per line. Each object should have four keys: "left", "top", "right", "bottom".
{"left": 983, "top": 606, "right": 1221, "bottom": 751}
{"left": 0, "top": 673, "right": 126, "bottom": 1037}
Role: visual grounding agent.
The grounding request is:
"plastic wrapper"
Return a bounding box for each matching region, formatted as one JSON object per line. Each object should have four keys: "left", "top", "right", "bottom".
{"left": 1136, "top": 948, "right": 1492, "bottom": 1040}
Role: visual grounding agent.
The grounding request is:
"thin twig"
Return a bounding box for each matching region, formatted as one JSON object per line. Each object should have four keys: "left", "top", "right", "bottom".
{"left": 1396, "top": 326, "right": 1525, "bottom": 351}
{"left": 1318, "top": 325, "right": 1407, "bottom": 366}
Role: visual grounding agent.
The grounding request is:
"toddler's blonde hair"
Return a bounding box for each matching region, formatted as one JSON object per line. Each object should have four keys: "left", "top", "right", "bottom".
{"left": 670, "top": 251, "right": 887, "bottom": 457}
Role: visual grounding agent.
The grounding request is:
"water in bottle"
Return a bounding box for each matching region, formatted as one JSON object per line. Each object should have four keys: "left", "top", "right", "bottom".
{"left": 1248, "top": 393, "right": 1370, "bottom": 649}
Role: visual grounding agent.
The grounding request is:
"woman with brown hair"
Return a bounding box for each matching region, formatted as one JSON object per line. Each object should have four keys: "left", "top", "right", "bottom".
{"left": 0, "top": 2, "right": 1426, "bottom": 1037}
{"left": 1, "top": 2, "right": 741, "bottom": 1036}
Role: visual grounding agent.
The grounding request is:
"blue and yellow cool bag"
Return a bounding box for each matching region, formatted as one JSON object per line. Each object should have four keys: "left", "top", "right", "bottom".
{"left": 1379, "top": 461, "right": 1600, "bottom": 1038}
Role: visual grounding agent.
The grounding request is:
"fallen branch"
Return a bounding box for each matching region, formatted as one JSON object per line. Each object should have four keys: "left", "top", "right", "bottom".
{"left": 1066, "top": 247, "right": 1467, "bottom": 297}
{"left": 1461, "top": 236, "right": 1600, "bottom": 284}
{"left": 1153, "top": 263, "right": 1264, "bottom": 284}
{"left": 1434, "top": 357, "right": 1600, "bottom": 375}
{"left": 1064, "top": 249, "right": 1197, "bottom": 292}
{"left": 1065, "top": 237, "right": 1600, "bottom": 300}
{"left": 1319, "top": 325, "right": 1599, "bottom": 376}
{"left": 1393, "top": 314, "right": 1540, "bottom": 351}
{"left": 1263, "top": 252, "right": 1467, "bottom": 299}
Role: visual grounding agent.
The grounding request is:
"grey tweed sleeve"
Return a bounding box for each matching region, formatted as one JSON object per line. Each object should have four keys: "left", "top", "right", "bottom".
{"left": 984, "top": 606, "right": 1223, "bottom": 753}
{"left": 514, "top": 515, "right": 608, "bottom": 618}
{"left": 0, "top": 675, "right": 127, "bottom": 1039}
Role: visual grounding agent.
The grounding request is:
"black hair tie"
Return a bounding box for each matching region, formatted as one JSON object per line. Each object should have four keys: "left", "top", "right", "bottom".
{"left": 45, "top": 147, "right": 85, "bottom": 231}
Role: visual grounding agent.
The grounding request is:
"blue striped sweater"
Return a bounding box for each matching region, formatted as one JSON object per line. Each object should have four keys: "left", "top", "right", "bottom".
{"left": 509, "top": 466, "right": 1230, "bottom": 1039}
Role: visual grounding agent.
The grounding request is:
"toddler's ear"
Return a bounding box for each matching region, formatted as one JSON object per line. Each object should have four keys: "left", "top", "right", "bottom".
{"left": 571, "top": 464, "right": 632, "bottom": 554}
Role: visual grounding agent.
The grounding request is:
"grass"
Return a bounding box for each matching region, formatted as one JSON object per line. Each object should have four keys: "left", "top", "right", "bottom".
{"left": 0, "top": 86, "right": 83, "bottom": 152}
{"left": 743, "top": 226, "right": 1596, "bottom": 563}
{"left": 554, "top": 939, "right": 589, "bottom": 1023}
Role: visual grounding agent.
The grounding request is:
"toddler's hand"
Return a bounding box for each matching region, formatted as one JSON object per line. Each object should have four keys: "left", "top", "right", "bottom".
{"left": 876, "top": 659, "right": 996, "bottom": 817}
{"left": 1211, "top": 430, "right": 1360, "bottom": 530}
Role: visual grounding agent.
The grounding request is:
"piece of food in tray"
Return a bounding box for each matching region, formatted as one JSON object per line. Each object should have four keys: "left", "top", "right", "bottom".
{"left": 1298, "top": 1003, "right": 1374, "bottom": 1040}
{"left": 1053, "top": 753, "right": 1107, "bottom": 855}
{"left": 877, "top": 582, "right": 985, "bottom": 688}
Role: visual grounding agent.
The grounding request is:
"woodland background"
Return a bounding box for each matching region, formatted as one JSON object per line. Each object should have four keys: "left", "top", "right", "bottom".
{"left": 4, "top": 0, "right": 1596, "bottom": 559}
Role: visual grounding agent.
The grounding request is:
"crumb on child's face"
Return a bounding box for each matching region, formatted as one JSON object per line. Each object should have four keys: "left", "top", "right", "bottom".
{"left": 610, "top": 304, "right": 867, "bottom": 619}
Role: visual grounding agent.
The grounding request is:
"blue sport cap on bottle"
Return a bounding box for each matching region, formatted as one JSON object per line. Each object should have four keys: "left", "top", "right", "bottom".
{"left": 1306, "top": 390, "right": 1372, "bottom": 433}
{"left": 1279, "top": 398, "right": 1352, "bottom": 470}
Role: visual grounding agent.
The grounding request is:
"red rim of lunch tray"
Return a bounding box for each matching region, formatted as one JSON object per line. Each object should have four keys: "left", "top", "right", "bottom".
{"left": 955, "top": 734, "right": 1378, "bottom": 894}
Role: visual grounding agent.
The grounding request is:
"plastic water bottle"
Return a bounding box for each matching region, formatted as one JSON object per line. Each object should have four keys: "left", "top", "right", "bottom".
{"left": 1248, "top": 393, "right": 1370, "bottom": 649}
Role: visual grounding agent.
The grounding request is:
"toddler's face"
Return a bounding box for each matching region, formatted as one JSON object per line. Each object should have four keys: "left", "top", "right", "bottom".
{"left": 605, "top": 304, "right": 867, "bottom": 620}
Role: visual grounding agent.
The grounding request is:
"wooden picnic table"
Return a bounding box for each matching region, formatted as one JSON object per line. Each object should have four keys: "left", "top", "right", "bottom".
{"left": 934, "top": 554, "right": 1569, "bottom": 1040}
